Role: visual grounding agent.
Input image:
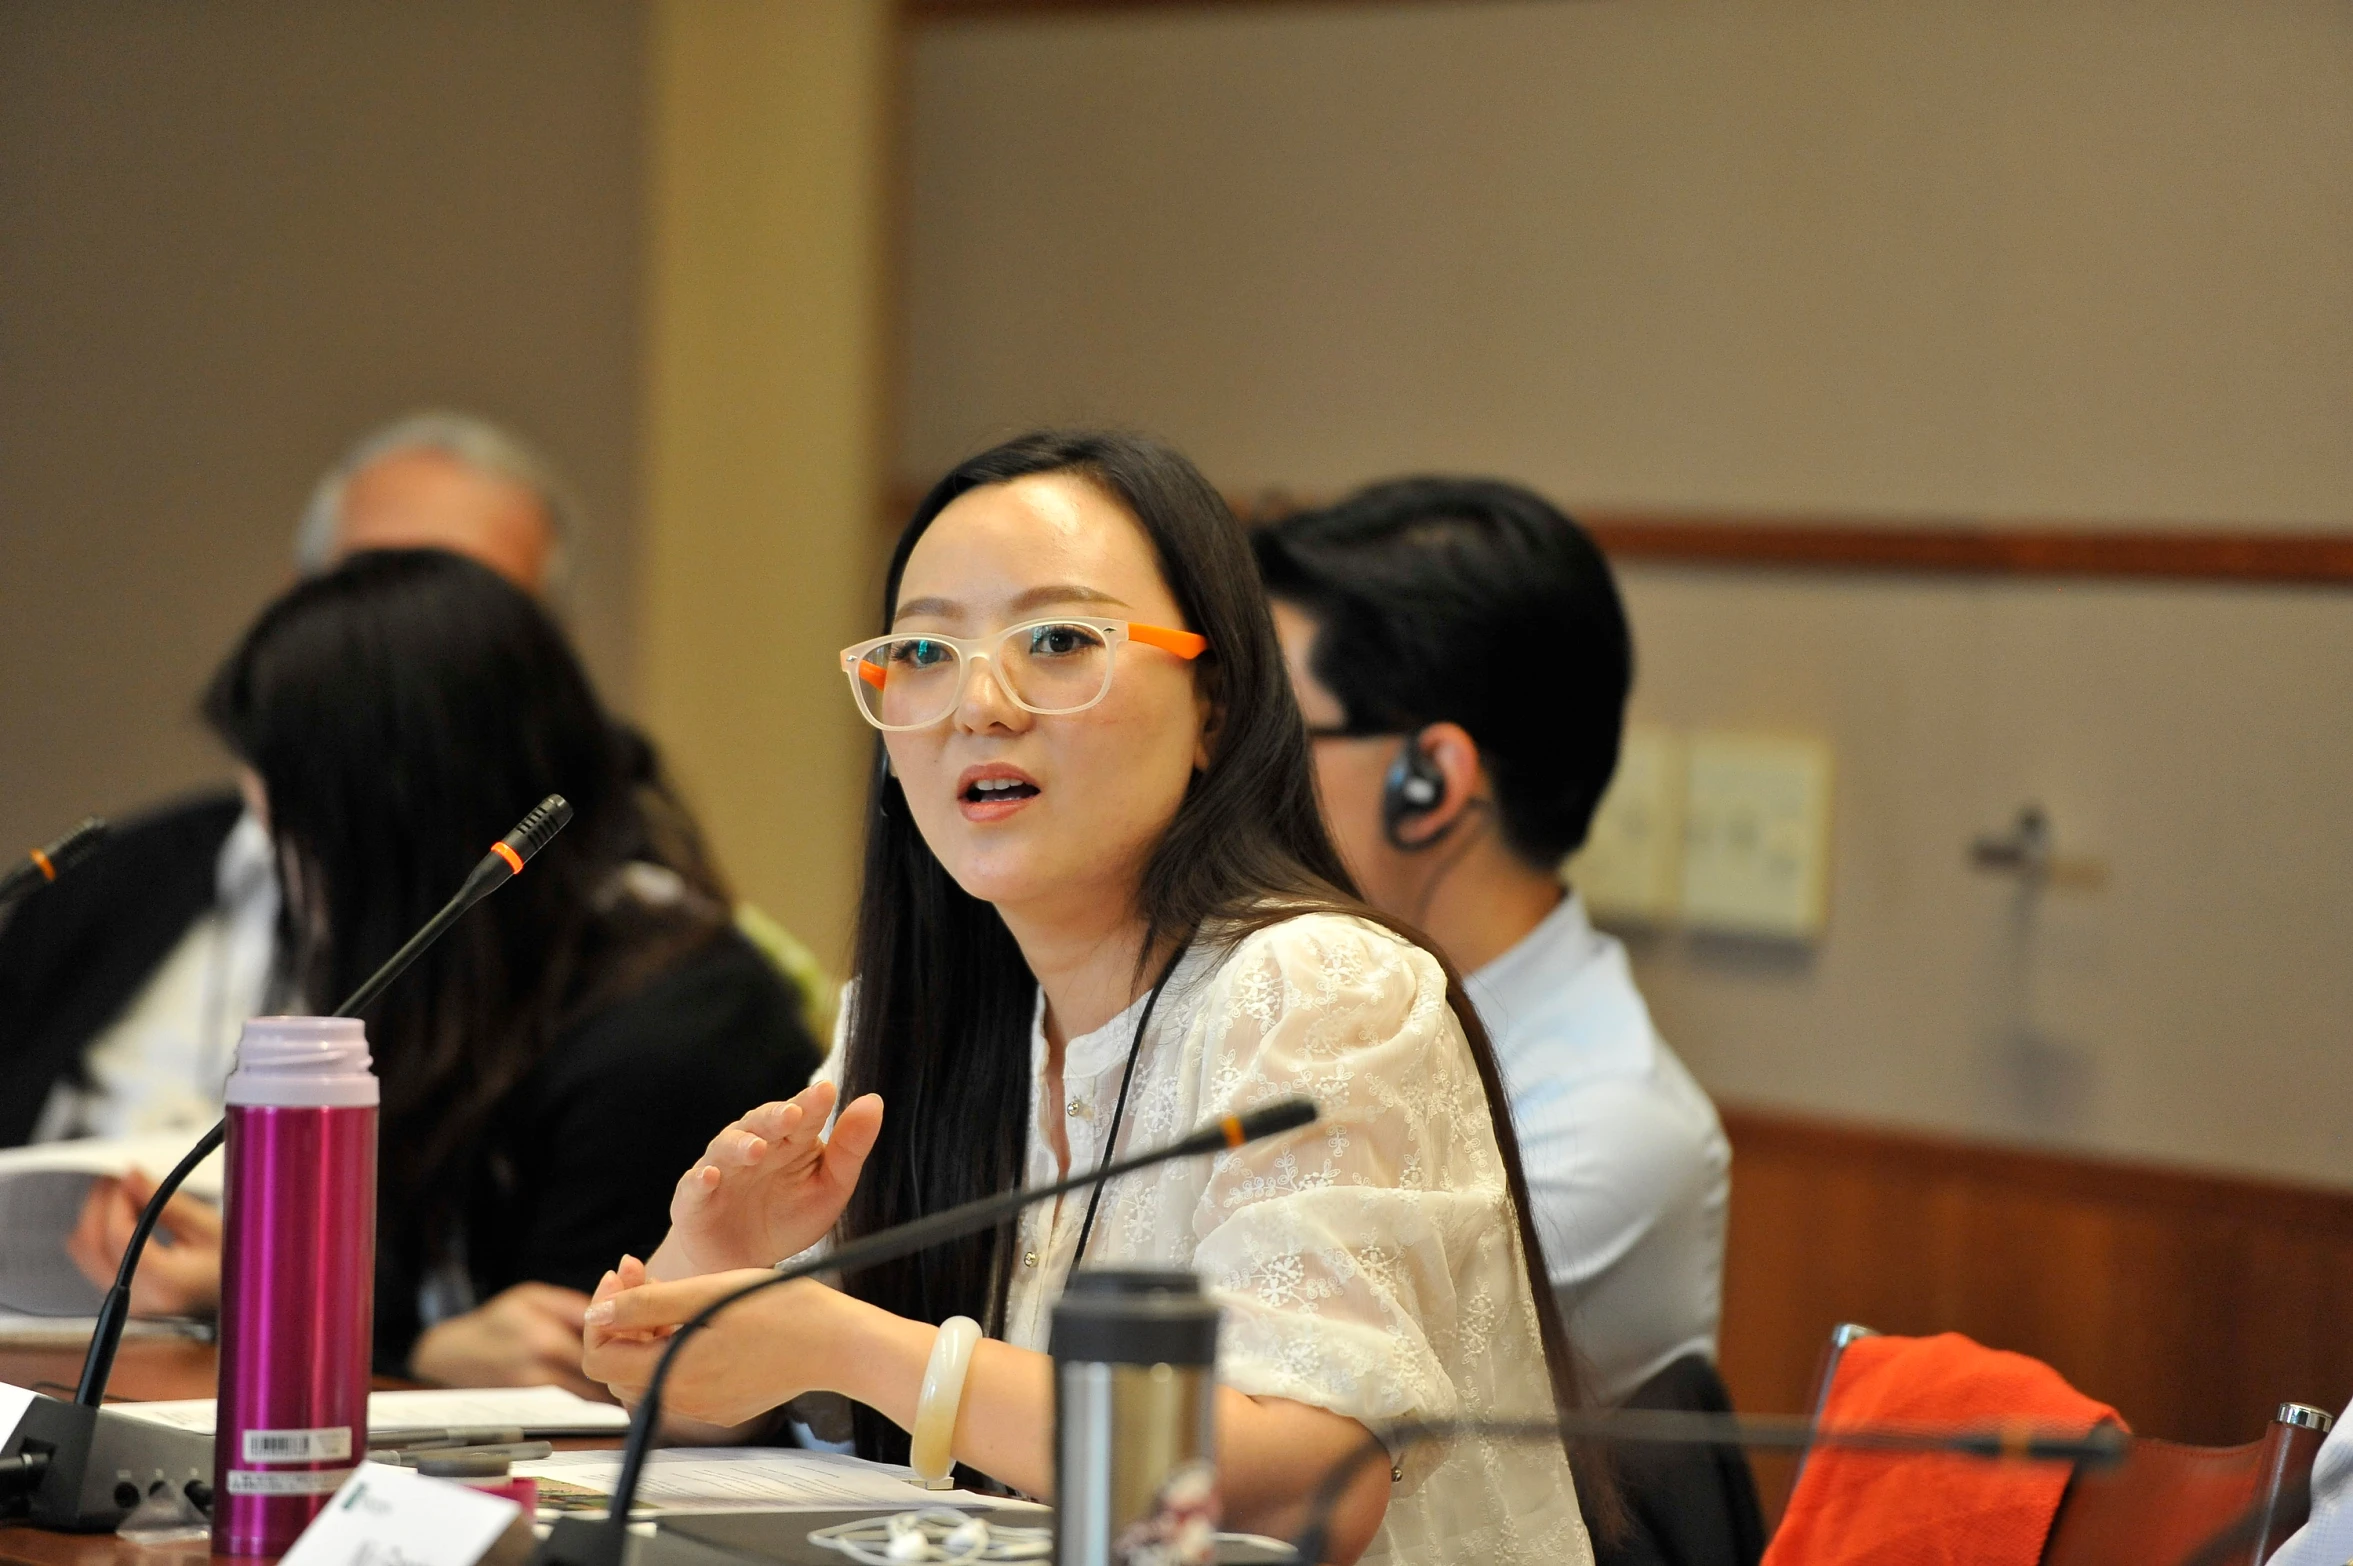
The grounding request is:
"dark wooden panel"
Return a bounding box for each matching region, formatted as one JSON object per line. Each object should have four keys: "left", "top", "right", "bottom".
{"left": 1716, "top": 1106, "right": 2353, "bottom": 1520}
{"left": 1579, "top": 515, "right": 2353, "bottom": 585}
{"left": 906, "top": 0, "right": 1392, "bottom": 19}
{"left": 892, "top": 481, "right": 2353, "bottom": 585}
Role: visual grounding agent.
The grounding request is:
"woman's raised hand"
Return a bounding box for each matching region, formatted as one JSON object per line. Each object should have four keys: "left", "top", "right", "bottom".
{"left": 644, "top": 1081, "right": 884, "bottom": 1280}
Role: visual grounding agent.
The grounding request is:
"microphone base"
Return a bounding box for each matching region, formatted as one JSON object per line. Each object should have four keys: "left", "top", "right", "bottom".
{"left": 530, "top": 1515, "right": 634, "bottom": 1566}
{"left": 0, "top": 1391, "right": 213, "bottom": 1532}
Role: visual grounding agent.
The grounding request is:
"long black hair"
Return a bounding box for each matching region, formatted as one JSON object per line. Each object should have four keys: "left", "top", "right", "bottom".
{"left": 835, "top": 433, "right": 1609, "bottom": 1519}
{"left": 202, "top": 549, "right": 731, "bottom": 1263}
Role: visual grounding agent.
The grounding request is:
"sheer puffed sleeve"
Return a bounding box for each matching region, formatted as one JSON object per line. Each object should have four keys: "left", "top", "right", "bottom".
{"left": 1131, "top": 917, "right": 1553, "bottom": 1455}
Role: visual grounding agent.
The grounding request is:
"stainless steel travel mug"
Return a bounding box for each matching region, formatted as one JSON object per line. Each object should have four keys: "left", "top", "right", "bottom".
{"left": 1051, "top": 1268, "right": 1220, "bottom": 1566}
{"left": 213, "top": 1017, "right": 379, "bottom": 1554}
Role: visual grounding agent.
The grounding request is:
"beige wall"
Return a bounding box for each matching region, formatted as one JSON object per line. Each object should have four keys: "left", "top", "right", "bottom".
{"left": 899, "top": 1, "right": 2353, "bottom": 1183}
{"left": 902, "top": 0, "right": 2352, "bottom": 527}
{"left": 636, "top": 0, "right": 892, "bottom": 967}
{"left": 1617, "top": 568, "right": 2353, "bottom": 1185}
{"left": 0, "top": 1, "right": 646, "bottom": 857}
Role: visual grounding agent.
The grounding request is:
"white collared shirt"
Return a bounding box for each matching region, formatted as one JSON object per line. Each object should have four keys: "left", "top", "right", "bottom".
{"left": 1465, "top": 892, "right": 1731, "bottom": 1405}
{"left": 32, "top": 810, "right": 280, "bottom": 1143}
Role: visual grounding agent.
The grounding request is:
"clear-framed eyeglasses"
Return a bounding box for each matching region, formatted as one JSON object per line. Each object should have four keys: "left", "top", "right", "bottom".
{"left": 839, "top": 616, "right": 1210, "bottom": 732}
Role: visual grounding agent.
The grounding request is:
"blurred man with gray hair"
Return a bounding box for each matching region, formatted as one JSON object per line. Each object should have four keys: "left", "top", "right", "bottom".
{"left": 294, "top": 410, "right": 573, "bottom": 593}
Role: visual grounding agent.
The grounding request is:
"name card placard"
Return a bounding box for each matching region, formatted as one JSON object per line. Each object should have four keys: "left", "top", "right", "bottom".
{"left": 280, "top": 1462, "right": 523, "bottom": 1566}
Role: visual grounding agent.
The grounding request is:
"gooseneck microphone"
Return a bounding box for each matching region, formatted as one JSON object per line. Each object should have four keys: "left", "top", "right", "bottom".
{"left": 530, "top": 1097, "right": 1322, "bottom": 1566}
{"left": 71, "top": 795, "right": 574, "bottom": 1411}
{"left": 0, "top": 817, "right": 107, "bottom": 909}
{"left": 336, "top": 792, "right": 573, "bottom": 1017}
{"left": 1286, "top": 1413, "right": 2132, "bottom": 1566}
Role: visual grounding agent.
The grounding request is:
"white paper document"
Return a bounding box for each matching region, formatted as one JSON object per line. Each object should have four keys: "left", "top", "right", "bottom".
{"left": 0, "top": 1134, "right": 226, "bottom": 1316}
{"left": 111, "top": 1384, "right": 633, "bottom": 1438}
{"left": 0, "top": 1383, "right": 37, "bottom": 1445}
{"left": 514, "top": 1446, "right": 1028, "bottom": 1516}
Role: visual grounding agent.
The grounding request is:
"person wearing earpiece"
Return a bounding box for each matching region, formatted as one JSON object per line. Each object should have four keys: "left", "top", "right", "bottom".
{"left": 1253, "top": 478, "right": 1731, "bottom": 1410}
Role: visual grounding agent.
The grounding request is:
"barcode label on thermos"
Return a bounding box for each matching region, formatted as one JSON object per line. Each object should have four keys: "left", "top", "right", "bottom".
{"left": 242, "top": 1426, "right": 354, "bottom": 1463}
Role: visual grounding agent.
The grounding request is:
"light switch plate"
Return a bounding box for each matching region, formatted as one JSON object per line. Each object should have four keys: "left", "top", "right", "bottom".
{"left": 1679, "top": 733, "right": 1833, "bottom": 939}
{"left": 1565, "top": 724, "right": 1684, "bottom": 924}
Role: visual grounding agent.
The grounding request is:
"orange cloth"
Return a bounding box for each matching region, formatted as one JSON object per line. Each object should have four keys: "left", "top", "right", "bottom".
{"left": 1762, "top": 1333, "right": 2126, "bottom": 1566}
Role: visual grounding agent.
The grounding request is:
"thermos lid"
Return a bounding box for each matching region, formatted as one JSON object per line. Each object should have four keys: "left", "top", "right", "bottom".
{"left": 1050, "top": 1268, "right": 1219, "bottom": 1366}
{"left": 225, "top": 1017, "right": 379, "bottom": 1107}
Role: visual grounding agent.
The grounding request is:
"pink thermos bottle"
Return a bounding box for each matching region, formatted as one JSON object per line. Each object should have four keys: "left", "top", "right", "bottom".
{"left": 212, "top": 1016, "right": 379, "bottom": 1554}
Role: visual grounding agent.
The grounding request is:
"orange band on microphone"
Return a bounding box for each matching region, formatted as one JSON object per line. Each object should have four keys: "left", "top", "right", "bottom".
{"left": 1220, "top": 1114, "right": 1246, "bottom": 1149}
{"left": 491, "top": 841, "right": 525, "bottom": 875}
{"left": 28, "top": 849, "right": 54, "bottom": 882}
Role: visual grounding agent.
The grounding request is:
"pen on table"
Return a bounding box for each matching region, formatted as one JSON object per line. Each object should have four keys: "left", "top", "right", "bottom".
{"left": 366, "top": 1425, "right": 528, "bottom": 1450}
{"left": 368, "top": 1440, "right": 554, "bottom": 1467}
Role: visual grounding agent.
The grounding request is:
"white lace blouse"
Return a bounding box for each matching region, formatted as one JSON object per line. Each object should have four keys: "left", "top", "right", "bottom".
{"left": 825, "top": 912, "right": 1593, "bottom": 1566}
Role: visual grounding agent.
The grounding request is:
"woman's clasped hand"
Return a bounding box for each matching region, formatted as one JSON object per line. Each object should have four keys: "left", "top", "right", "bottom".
{"left": 584, "top": 1258, "right": 843, "bottom": 1426}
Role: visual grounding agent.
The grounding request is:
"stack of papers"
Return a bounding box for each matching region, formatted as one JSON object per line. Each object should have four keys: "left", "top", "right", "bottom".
{"left": 515, "top": 1447, "right": 1029, "bottom": 1517}
{"left": 0, "top": 1310, "right": 210, "bottom": 1347}
{"left": 112, "top": 1384, "right": 633, "bottom": 1438}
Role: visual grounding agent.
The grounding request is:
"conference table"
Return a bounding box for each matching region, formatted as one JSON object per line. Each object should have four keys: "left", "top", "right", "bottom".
{"left": 0, "top": 1335, "right": 606, "bottom": 1565}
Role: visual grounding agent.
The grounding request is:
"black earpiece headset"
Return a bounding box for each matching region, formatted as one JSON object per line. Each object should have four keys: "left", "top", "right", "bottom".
{"left": 1381, "top": 727, "right": 1451, "bottom": 851}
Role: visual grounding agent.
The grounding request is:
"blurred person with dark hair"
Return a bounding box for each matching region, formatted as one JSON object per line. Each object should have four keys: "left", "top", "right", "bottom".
{"left": 0, "top": 411, "right": 830, "bottom": 1157}
{"left": 0, "top": 413, "right": 573, "bottom": 1157}
{"left": 61, "top": 550, "right": 821, "bottom": 1387}
{"left": 1254, "top": 479, "right": 1730, "bottom": 1407}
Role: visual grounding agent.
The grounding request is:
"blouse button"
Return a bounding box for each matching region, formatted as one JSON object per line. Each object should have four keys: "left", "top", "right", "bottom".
{"left": 1023, "top": 1250, "right": 1039, "bottom": 1268}
{"left": 1392, "top": 1465, "right": 1405, "bottom": 1483}
{"left": 1066, "top": 1100, "right": 1086, "bottom": 1117}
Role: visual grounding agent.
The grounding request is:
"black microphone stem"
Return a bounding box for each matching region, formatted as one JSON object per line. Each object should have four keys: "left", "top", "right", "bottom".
{"left": 1288, "top": 1414, "right": 2133, "bottom": 1566}
{"left": 72, "top": 1119, "right": 224, "bottom": 1405}
{"left": 71, "top": 796, "right": 571, "bottom": 1409}
{"left": 535, "top": 1099, "right": 1320, "bottom": 1566}
{"left": 329, "top": 868, "right": 494, "bottom": 1019}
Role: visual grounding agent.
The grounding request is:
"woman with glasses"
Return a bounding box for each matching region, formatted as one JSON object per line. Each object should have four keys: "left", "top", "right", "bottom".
{"left": 580, "top": 432, "right": 1601, "bottom": 1565}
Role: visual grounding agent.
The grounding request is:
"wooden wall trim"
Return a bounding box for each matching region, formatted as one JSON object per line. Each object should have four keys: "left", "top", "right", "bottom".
{"left": 906, "top": 0, "right": 1384, "bottom": 20}
{"left": 1579, "top": 515, "right": 2353, "bottom": 586}
{"left": 888, "top": 480, "right": 2353, "bottom": 585}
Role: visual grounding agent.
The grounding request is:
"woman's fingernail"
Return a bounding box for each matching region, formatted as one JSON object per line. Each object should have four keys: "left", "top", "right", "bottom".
{"left": 584, "top": 1302, "right": 614, "bottom": 1326}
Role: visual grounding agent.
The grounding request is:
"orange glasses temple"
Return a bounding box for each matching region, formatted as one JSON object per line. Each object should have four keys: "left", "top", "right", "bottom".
{"left": 858, "top": 661, "right": 887, "bottom": 689}
{"left": 1128, "top": 623, "right": 1209, "bottom": 659}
